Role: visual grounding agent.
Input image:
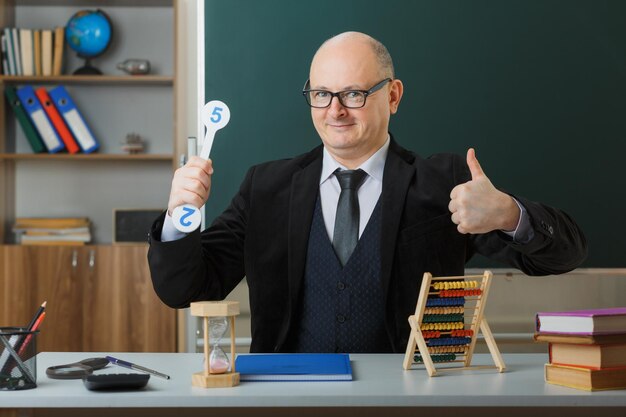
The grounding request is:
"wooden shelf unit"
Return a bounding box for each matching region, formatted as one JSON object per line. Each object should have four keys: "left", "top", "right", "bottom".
{"left": 0, "top": 0, "right": 185, "bottom": 353}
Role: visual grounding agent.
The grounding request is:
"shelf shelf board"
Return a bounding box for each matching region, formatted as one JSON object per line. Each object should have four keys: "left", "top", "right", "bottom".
{"left": 0, "top": 75, "right": 174, "bottom": 85}
{"left": 0, "top": 153, "right": 174, "bottom": 161}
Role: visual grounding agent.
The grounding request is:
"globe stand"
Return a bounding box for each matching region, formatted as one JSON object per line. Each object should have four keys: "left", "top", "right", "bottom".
{"left": 73, "top": 57, "right": 102, "bottom": 75}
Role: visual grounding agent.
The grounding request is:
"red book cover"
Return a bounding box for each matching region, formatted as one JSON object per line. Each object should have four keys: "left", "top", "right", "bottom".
{"left": 35, "top": 87, "right": 80, "bottom": 154}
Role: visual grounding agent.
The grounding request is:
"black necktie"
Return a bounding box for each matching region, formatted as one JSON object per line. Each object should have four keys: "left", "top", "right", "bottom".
{"left": 332, "top": 169, "right": 367, "bottom": 266}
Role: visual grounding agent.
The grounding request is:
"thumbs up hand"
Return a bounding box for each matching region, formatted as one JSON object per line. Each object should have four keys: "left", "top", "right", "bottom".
{"left": 448, "top": 148, "right": 520, "bottom": 234}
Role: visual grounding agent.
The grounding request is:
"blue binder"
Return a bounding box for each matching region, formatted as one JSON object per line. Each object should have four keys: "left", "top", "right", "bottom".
{"left": 16, "top": 85, "right": 64, "bottom": 153}
{"left": 48, "top": 86, "right": 99, "bottom": 153}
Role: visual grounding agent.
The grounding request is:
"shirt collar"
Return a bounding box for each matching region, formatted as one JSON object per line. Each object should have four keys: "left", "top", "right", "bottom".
{"left": 320, "top": 135, "right": 390, "bottom": 185}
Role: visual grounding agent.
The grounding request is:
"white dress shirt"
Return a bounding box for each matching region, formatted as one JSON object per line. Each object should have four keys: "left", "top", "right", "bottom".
{"left": 319, "top": 138, "right": 389, "bottom": 241}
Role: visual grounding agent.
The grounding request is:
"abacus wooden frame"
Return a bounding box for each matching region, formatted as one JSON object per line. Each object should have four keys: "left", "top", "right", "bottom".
{"left": 402, "top": 270, "right": 506, "bottom": 377}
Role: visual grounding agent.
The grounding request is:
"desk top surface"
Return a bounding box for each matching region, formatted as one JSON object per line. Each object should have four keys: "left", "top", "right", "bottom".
{"left": 2, "top": 352, "right": 626, "bottom": 408}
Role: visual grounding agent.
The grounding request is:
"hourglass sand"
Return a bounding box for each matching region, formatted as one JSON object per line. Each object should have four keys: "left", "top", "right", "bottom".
{"left": 190, "top": 301, "right": 240, "bottom": 388}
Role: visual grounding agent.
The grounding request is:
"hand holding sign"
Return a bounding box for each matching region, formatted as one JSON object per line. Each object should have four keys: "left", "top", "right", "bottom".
{"left": 171, "top": 101, "right": 230, "bottom": 233}
{"left": 448, "top": 148, "right": 520, "bottom": 234}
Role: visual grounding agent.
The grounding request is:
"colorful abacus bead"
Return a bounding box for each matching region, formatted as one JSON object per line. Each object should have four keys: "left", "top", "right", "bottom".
{"left": 414, "top": 353, "right": 457, "bottom": 363}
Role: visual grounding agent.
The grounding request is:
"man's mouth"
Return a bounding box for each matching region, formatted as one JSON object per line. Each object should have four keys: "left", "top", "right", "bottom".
{"left": 327, "top": 123, "right": 355, "bottom": 129}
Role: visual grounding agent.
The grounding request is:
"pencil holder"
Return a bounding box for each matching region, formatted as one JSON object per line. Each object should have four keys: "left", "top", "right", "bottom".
{"left": 0, "top": 327, "right": 38, "bottom": 390}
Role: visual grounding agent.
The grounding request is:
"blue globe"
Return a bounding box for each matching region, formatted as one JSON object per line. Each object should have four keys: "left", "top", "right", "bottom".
{"left": 66, "top": 10, "right": 112, "bottom": 58}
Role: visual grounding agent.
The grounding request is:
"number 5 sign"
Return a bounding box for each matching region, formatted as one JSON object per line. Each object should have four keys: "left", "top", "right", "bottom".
{"left": 200, "top": 100, "right": 230, "bottom": 159}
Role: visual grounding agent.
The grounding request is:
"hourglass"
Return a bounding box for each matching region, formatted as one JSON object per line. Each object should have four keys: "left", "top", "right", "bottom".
{"left": 190, "top": 301, "right": 240, "bottom": 388}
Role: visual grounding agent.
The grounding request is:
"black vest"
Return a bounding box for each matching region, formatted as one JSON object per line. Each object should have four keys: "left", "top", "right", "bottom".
{"left": 294, "top": 196, "right": 391, "bottom": 352}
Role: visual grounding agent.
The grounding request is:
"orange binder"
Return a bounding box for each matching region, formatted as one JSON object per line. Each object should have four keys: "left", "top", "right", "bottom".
{"left": 35, "top": 87, "right": 80, "bottom": 154}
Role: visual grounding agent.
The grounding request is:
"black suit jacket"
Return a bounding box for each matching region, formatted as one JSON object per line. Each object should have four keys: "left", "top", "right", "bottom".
{"left": 148, "top": 138, "right": 587, "bottom": 353}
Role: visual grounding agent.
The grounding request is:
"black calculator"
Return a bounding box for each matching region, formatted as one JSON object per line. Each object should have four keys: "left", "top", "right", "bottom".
{"left": 83, "top": 373, "right": 150, "bottom": 391}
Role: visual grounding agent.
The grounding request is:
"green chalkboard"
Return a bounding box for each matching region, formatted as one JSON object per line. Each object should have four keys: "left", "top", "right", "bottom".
{"left": 205, "top": 0, "right": 626, "bottom": 268}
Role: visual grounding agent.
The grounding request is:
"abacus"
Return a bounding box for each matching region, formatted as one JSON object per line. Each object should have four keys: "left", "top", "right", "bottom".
{"left": 402, "top": 270, "right": 505, "bottom": 376}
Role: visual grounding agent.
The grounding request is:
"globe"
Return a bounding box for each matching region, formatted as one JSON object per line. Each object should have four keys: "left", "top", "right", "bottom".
{"left": 65, "top": 9, "right": 113, "bottom": 75}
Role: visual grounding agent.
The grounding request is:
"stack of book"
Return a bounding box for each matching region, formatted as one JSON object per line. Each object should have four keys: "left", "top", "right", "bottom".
{"left": 535, "top": 307, "right": 626, "bottom": 391}
{"left": 5, "top": 84, "right": 99, "bottom": 154}
{"left": 13, "top": 217, "right": 91, "bottom": 245}
{"left": 1, "top": 27, "right": 65, "bottom": 76}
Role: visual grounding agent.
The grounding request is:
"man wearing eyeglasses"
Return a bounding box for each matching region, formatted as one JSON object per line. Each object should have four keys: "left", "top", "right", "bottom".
{"left": 148, "top": 32, "right": 586, "bottom": 353}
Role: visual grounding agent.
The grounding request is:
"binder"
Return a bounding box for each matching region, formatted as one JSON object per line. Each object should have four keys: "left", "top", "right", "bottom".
{"left": 35, "top": 87, "right": 80, "bottom": 154}
{"left": 16, "top": 85, "right": 65, "bottom": 153}
{"left": 48, "top": 86, "right": 99, "bottom": 153}
{"left": 4, "top": 86, "right": 46, "bottom": 153}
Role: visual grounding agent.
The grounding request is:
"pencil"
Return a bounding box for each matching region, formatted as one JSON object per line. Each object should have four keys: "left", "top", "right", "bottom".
{"left": 17, "top": 312, "right": 46, "bottom": 357}
{"left": 26, "top": 301, "right": 46, "bottom": 331}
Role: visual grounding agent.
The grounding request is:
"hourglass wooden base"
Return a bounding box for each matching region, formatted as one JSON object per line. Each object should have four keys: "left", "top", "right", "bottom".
{"left": 190, "top": 301, "right": 241, "bottom": 388}
{"left": 192, "top": 370, "right": 240, "bottom": 388}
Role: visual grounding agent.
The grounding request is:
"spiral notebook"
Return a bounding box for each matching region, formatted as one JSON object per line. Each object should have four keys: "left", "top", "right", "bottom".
{"left": 235, "top": 353, "right": 352, "bottom": 381}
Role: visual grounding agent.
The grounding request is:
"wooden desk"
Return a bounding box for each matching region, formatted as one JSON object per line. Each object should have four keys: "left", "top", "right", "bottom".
{"left": 1, "top": 352, "right": 626, "bottom": 417}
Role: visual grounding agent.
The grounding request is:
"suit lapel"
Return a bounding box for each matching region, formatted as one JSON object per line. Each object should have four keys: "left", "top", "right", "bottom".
{"left": 285, "top": 149, "right": 322, "bottom": 331}
{"left": 380, "top": 139, "right": 415, "bottom": 302}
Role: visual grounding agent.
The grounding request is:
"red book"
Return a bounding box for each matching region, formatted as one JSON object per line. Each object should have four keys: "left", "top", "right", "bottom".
{"left": 35, "top": 87, "right": 80, "bottom": 154}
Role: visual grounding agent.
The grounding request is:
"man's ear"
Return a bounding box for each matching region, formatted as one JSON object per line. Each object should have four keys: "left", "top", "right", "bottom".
{"left": 389, "top": 79, "right": 404, "bottom": 114}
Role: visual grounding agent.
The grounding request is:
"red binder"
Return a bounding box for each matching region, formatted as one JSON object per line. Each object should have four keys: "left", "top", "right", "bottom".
{"left": 35, "top": 87, "right": 80, "bottom": 154}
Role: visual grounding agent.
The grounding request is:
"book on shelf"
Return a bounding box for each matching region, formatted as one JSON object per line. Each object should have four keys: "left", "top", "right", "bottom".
{"left": 536, "top": 307, "right": 626, "bottom": 335}
{"left": 549, "top": 342, "right": 626, "bottom": 369}
{"left": 33, "top": 30, "right": 42, "bottom": 76}
{"left": 11, "top": 28, "right": 21, "bottom": 75}
{"left": 41, "top": 29, "right": 52, "bottom": 76}
{"left": 20, "top": 240, "right": 87, "bottom": 246}
{"left": 20, "top": 233, "right": 90, "bottom": 244}
{"left": 1, "top": 33, "right": 9, "bottom": 75}
{"left": 19, "top": 227, "right": 90, "bottom": 236}
{"left": 14, "top": 217, "right": 90, "bottom": 229}
{"left": 35, "top": 87, "right": 81, "bottom": 154}
{"left": 3, "top": 28, "right": 16, "bottom": 75}
{"left": 4, "top": 85, "right": 47, "bottom": 153}
{"left": 235, "top": 353, "right": 353, "bottom": 381}
{"left": 52, "top": 26, "right": 64, "bottom": 76}
{"left": 545, "top": 363, "right": 626, "bottom": 391}
{"left": 19, "top": 28, "right": 33, "bottom": 76}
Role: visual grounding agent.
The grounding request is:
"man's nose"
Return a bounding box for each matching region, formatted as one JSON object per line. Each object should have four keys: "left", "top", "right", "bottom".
{"left": 327, "top": 95, "right": 347, "bottom": 117}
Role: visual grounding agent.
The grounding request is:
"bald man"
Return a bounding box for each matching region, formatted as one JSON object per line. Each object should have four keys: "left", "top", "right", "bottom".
{"left": 148, "top": 32, "right": 586, "bottom": 353}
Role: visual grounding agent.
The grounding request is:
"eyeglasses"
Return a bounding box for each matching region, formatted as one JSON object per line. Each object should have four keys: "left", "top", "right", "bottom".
{"left": 302, "top": 78, "right": 392, "bottom": 108}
